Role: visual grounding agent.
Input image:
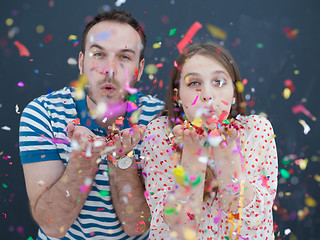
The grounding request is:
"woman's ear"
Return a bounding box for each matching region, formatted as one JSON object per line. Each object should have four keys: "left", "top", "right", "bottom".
{"left": 173, "top": 88, "right": 179, "bottom": 98}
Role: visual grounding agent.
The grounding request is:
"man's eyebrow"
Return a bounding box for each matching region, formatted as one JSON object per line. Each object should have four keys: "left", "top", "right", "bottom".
{"left": 89, "top": 43, "right": 104, "bottom": 50}
{"left": 119, "top": 49, "right": 136, "bottom": 55}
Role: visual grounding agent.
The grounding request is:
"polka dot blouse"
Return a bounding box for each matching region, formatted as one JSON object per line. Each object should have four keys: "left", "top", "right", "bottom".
{"left": 141, "top": 115, "right": 278, "bottom": 240}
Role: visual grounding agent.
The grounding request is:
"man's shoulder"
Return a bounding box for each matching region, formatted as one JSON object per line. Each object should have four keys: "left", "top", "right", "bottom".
{"left": 137, "top": 92, "right": 164, "bottom": 107}
{"left": 35, "top": 86, "right": 74, "bottom": 103}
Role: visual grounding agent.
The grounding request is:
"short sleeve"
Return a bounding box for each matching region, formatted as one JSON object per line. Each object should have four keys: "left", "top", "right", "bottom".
{"left": 19, "top": 99, "right": 62, "bottom": 164}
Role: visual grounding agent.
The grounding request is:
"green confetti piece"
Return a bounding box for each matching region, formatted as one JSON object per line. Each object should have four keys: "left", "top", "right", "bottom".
{"left": 164, "top": 207, "right": 176, "bottom": 215}
{"left": 222, "top": 119, "right": 230, "bottom": 124}
{"left": 27, "top": 237, "right": 34, "bottom": 240}
{"left": 281, "top": 156, "right": 291, "bottom": 165}
{"left": 156, "top": 36, "right": 162, "bottom": 41}
{"left": 99, "top": 190, "right": 110, "bottom": 197}
{"left": 2, "top": 183, "right": 8, "bottom": 188}
{"left": 280, "top": 169, "right": 290, "bottom": 179}
{"left": 189, "top": 174, "right": 202, "bottom": 187}
{"left": 257, "top": 43, "right": 264, "bottom": 48}
{"left": 169, "top": 28, "right": 177, "bottom": 36}
{"left": 150, "top": 192, "right": 154, "bottom": 195}
{"left": 203, "top": 141, "right": 210, "bottom": 148}
{"left": 224, "top": 237, "right": 230, "bottom": 240}
{"left": 127, "top": 94, "right": 137, "bottom": 102}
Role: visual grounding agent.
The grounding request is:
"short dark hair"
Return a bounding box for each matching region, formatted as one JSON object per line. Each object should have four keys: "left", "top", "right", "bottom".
{"left": 81, "top": 9, "right": 146, "bottom": 61}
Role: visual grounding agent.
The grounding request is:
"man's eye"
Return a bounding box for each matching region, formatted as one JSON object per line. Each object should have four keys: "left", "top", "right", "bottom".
{"left": 120, "top": 55, "right": 130, "bottom": 60}
{"left": 93, "top": 52, "right": 104, "bottom": 58}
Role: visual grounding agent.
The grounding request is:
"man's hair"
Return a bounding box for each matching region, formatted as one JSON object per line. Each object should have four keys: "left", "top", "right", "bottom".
{"left": 81, "top": 9, "right": 146, "bottom": 61}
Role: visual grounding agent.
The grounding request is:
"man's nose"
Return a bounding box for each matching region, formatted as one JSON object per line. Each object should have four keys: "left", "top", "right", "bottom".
{"left": 104, "top": 57, "right": 117, "bottom": 77}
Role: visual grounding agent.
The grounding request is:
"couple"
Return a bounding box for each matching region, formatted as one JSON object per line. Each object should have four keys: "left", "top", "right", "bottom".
{"left": 19, "top": 9, "right": 277, "bottom": 240}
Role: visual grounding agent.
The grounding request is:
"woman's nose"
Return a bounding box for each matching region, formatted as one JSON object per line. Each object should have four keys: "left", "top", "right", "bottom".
{"left": 200, "top": 88, "right": 213, "bottom": 102}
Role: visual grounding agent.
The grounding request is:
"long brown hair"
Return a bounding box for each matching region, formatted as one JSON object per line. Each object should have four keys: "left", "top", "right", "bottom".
{"left": 166, "top": 42, "right": 247, "bottom": 200}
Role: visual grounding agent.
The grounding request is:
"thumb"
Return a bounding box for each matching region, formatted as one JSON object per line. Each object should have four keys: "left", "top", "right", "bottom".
{"left": 66, "top": 122, "right": 75, "bottom": 139}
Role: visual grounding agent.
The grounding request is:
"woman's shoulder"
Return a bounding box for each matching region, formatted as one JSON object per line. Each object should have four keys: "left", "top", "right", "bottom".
{"left": 237, "top": 114, "right": 273, "bottom": 128}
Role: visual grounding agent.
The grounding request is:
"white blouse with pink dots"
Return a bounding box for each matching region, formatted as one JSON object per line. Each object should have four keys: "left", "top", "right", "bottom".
{"left": 141, "top": 115, "right": 278, "bottom": 240}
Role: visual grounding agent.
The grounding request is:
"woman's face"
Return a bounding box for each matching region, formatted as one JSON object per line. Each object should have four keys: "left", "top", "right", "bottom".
{"left": 178, "top": 54, "right": 235, "bottom": 126}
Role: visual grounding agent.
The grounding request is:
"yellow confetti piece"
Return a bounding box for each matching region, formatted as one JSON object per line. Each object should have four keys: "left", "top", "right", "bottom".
{"left": 68, "top": 34, "right": 78, "bottom": 41}
{"left": 152, "top": 42, "right": 161, "bottom": 49}
{"left": 314, "top": 174, "right": 320, "bottom": 182}
{"left": 298, "top": 207, "right": 309, "bottom": 221}
{"left": 59, "top": 226, "right": 64, "bottom": 233}
{"left": 192, "top": 117, "right": 202, "bottom": 127}
{"left": 298, "top": 119, "right": 310, "bottom": 135}
{"left": 144, "top": 64, "right": 158, "bottom": 75}
{"left": 305, "top": 196, "right": 317, "bottom": 207}
{"left": 36, "top": 25, "right": 45, "bottom": 34}
{"left": 236, "top": 81, "right": 244, "bottom": 93}
{"left": 5, "top": 18, "right": 14, "bottom": 26}
{"left": 298, "top": 158, "right": 308, "bottom": 170}
{"left": 206, "top": 24, "right": 227, "bottom": 40}
{"left": 294, "top": 69, "right": 300, "bottom": 75}
{"left": 183, "top": 228, "right": 196, "bottom": 240}
{"left": 283, "top": 88, "right": 291, "bottom": 99}
{"left": 173, "top": 165, "right": 186, "bottom": 186}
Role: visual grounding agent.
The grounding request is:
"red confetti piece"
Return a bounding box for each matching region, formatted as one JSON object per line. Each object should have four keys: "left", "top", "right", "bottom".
{"left": 218, "top": 110, "right": 228, "bottom": 123}
{"left": 284, "top": 79, "right": 295, "bottom": 92}
{"left": 221, "top": 100, "right": 229, "bottom": 106}
{"left": 71, "top": 118, "right": 80, "bottom": 125}
{"left": 283, "top": 27, "right": 299, "bottom": 39}
{"left": 159, "top": 79, "right": 163, "bottom": 88}
{"left": 13, "top": 41, "right": 30, "bottom": 57}
{"left": 136, "top": 221, "right": 146, "bottom": 233}
{"left": 156, "top": 63, "right": 163, "bottom": 68}
{"left": 174, "top": 60, "right": 182, "bottom": 71}
{"left": 44, "top": 34, "right": 53, "bottom": 43}
{"left": 242, "top": 78, "right": 248, "bottom": 85}
{"left": 292, "top": 104, "right": 317, "bottom": 121}
{"left": 177, "top": 21, "right": 202, "bottom": 53}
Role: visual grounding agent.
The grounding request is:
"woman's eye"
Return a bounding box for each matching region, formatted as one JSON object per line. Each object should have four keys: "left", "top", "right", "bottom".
{"left": 214, "top": 77, "right": 226, "bottom": 88}
{"left": 187, "top": 81, "right": 200, "bottom": 87}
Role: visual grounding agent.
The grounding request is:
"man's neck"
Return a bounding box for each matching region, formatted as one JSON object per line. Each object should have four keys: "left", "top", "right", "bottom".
{"left": 86, "top": 95, "right": 127, "bottom": 133}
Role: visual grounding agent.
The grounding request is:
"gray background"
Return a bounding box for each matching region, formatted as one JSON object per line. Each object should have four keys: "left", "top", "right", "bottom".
{"left": 0, "top": 0, "right": 319, "bottom": 239}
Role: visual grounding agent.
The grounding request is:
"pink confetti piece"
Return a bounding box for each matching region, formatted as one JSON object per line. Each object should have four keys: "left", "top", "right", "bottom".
{"left": 17, "top": 81, "right": 24, "bottom": 87}
{"left": 174, "top": 60, "right": 182, "bottom": 71}
{"left": 191, "top": 95, "right": 199, "bottom": 105}
{"left": 127, "top": 101, "right": 138, "bottom": 112}
{"left": 177, "top": 21, "right": 202, "bottom": 53}
{"left": 221, "top": 100, "right": 229, "bottom": 106}
{"left": 13, "top": 41, "right": 30, "bottom": 57}
{"left": 292, "top": 104, "right": 316, "bottom": 121}
{"left": 218, "top": 110, "right": 228, "bottom": 123}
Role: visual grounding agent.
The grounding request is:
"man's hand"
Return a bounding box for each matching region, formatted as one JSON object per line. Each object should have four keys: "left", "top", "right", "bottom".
{"left": 110, "top": 125, "right": 146, "bottom": 158}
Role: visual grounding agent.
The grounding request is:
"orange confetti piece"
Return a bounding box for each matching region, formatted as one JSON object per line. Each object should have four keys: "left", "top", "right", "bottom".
{"left": 13, "top": 41, "right": 30, "bottom": 57}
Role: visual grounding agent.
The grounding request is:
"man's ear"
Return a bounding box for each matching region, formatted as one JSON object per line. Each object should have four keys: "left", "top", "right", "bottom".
{"left": 78, "top": 51, "right": 84, "bottom": 75}
{"left": 137, "top": 58, "right": 145, "bottom": 81}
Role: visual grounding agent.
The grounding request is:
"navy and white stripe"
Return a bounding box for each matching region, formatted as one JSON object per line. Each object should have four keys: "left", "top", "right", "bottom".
{"left": 19, "top": 87, "right": 164, "bottom": 240}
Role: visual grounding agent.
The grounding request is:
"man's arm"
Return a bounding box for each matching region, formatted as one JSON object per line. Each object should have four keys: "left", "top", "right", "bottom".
{"left": 108, "top": 163, "right": 151, "bottom": 236}
{"left": 107, "top": 125, "right": 150, "bottom": 236}
{"left": 23, "top": 126, "right": 106, "bottom": 238}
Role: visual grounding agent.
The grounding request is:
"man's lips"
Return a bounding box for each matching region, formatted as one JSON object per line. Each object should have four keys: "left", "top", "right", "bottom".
{"left": 101, "top": 83, "right": 116, "bottom": 94}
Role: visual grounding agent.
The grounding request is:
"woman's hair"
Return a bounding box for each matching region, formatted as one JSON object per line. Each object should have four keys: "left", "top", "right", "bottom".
{"left": 81, "top": 9, "right": 146, "bottom": 62}
{"left": 166, "top": 42, "right": 247, "bottom": 122}
{"left": 166, "top": 42, "right": 247, "bottom": 200}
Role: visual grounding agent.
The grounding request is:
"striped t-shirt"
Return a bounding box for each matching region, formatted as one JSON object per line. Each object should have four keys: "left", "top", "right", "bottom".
{"left": 19, "top": 87, "right": 164, "bottom": 240}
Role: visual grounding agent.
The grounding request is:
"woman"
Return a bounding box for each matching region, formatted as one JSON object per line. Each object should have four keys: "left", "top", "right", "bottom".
{"left": 141, "top": 42, "right": 278, "bottom": 240}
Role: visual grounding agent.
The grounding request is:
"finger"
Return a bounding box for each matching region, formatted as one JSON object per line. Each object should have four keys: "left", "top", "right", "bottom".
{"left": 121, "top": 129, "right": 131, "bottom": 149}
{"left": 66, "top": 122, "right": 75, "bottom": 139}
{"left": 131, "top": 129, "right": 142, "bottom": 146}
{"left": 173, "top": 125, "right": 183, "bottom": 136}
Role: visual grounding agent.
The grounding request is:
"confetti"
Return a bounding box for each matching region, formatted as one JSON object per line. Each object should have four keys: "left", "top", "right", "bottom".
{"left": 284, "top": 79, "right": 295, "bottom": 91}
{"left": 1, "top": 126, "right": 11, "bottom": 131}
{"left": 292, "top": 104, "right": 316, "bottom": 121}
{"left": 15, "top": 104, "right": 20, "bottom": 114}
{"left": 206, "top": 24, "right": 227, "bottom": 40}
{"left": 177, "top": 21, "right": 202, "bottom": 53}
{"left": 17, "top": 81, "right": 24, "bottom": 87}
{"left": 305, "top": 196, "right": 317, "bottom": 207}
{"left": 13, "top": 41, "right": 30, "bottom": 57}
{"left": 91, "top": 31, "right": 110, "bottom": 42}
{"left": 44, "top": 34, "right": 53, "bottom": 43}
{"left": 280, "top": 169, "right": 290, "bottom": 179}
{"left": 169, "top": 28, "right": 176, "bottom": 36}
{"left": 191, "top": 95, "right": 199, "bottom": 105}
{"left": 36, "top": 25, "right": 45, "bottom": 34}
{"left": 236, "top": 81, "right": 244, "bottom": 93}
{"left": 144, "top": 64, "right": 158, "bottom": 75}
{"left": 298, "top": 119, "right": 310, "bottom": 134}
{"left": 284, "top": 27, "right": 299, "bottom": 39}
{"left": 283, "top": 88, "right": 291, "bottom": 99}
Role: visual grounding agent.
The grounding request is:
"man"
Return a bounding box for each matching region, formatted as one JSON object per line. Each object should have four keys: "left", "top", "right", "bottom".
{"left": 19, "top": 9, "right": 164, "bottom": 239}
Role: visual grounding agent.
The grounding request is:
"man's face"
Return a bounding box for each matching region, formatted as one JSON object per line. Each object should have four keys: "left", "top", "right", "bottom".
{"left": 78, "top": 20, "right": 144, "bottom": 112}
